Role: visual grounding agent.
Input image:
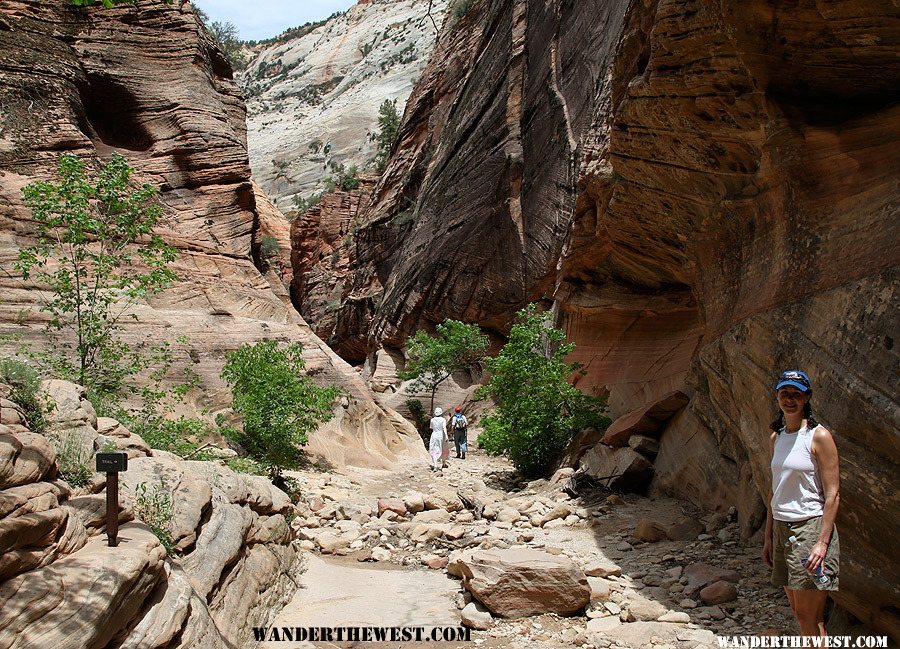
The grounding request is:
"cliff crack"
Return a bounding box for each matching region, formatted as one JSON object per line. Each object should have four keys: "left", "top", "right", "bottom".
{"left": 549, "top": 34, "right": 577, "bottom": 155}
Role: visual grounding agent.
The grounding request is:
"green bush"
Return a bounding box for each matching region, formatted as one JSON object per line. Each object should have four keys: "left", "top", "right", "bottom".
{"left": 0, "top": 358, "right": 48, "bottom": 435}
{"left": 226, "top": 455, "right": 267, "bottom": 476}
{"left": 134, "top": 480, "right": 176, "bottom": 555}
{"left": 292, "top": 192, "right": 323, "bottom": 213}
{"left": 50, "top": 431, "right": 93, "bottom": 487}
{"left": 451, "top": 0, "right": 474, "bottom": 18}
{"left": 221, "top": 340, "right": 341, "bottom": 481}
{"left": 405, "top": 398, "right": 430, "bottom": 446}
{"left": 325, "top": 163, "right": 361, "bottom": 192}
{"left": 131, "top": 416, "right": 213, "bottom": 459}
{"left": 475, "top": 304, "right": 610, "bottom": 477}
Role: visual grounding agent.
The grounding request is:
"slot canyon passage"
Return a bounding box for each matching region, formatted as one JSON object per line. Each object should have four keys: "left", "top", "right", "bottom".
{"left": 0, "top": 1, "right": 897, "bottom": 648}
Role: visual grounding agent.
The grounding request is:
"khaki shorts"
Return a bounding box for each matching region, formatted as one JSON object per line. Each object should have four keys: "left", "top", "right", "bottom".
{"left": 772, "top": 516, "right": 839, "bottom": 590}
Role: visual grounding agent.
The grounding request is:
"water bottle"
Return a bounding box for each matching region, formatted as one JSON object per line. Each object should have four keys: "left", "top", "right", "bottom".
{"left": 787, "top": 535, "right": 831, "bottom": 589}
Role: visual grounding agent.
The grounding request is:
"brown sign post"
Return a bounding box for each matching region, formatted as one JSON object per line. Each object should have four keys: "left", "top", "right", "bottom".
{"left": 95, "top": 452, "right": 128, "bottom": 547}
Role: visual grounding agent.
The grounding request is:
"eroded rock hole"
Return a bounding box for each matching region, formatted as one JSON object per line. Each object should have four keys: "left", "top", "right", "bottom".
{"left": 82, "top": 72, "right": 153, "bottom": 151}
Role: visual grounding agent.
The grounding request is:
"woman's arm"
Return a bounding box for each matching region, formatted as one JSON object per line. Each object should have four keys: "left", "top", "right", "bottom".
{"left": 806, "top": 426, "right": 840, "bottom": 573}
{"left": 762, "top": 431, "right": 777, "bottom": 568}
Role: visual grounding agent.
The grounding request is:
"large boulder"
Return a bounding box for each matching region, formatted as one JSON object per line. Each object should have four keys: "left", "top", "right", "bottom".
{"left": 451, "top": 548, "right": 591, "bottom": 618}
{"left": 579, "top": 444, "right": 654, "bottom": 491}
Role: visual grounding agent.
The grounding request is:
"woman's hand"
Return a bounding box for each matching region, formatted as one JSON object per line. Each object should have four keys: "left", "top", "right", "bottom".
{"left": 762, "top": 539, "right": 773, "bottom": 568}
{"left": 805, "top": 540, "right": 828, "bottom": 574}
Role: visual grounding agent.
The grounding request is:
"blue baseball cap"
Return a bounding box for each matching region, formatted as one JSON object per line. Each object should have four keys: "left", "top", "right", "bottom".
{"left": 775, "top": 370, "right": 812, "bottom": 393}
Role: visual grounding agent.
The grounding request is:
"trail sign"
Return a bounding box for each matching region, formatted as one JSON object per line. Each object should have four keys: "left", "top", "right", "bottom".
{"left": 96, "top": 451, "right": 128, "bottom": 547}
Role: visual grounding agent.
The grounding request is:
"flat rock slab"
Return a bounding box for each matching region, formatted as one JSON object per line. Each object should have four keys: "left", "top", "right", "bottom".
{"left": 262, "top": 553, "right": 459, "bottom": 645}
{"left": 454, "top": 548, "right": 591, "bottom": 618}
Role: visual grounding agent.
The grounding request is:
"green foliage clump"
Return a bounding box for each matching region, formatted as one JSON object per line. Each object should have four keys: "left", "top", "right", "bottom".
{"left": 451, "top": 0, "right": 474, "bottom": 18}
{"left": 325, "top": 163, "right": 360, "bottom": 192}
{"left": 221, "top": 340, "right": 341, "bottom": 480}
{"left": 131, "top": 416, "right": 213, "bottom": 459}
{"left": 0, "top": 358, "right": 48, "bottom": 435}
{"left": 51, "top": 431, "right": 94, "bottom": 487}
{"left": 69, "top": 0, "right": 172, "bottom": 7}
{"left": 399, "top": 320, "right": 488, "bottom": 413}
{"left": 404, "top": 398, "right": 431, "bottom": 447}
{"left": 15, "top": 153, "right": 178, "bottom": 407}
{"left": 260, "top": 235, "right": 280, "bottom": 260}
{"left": 369, "top": 99, "right": 401, "bottom": 173}
{"left": 194, "top": 7, "right": 246, "bottom": 71}
{"left": 475, "top": 304, "right": 610, "bottom": 478}
{"left": 134, "top": 480, "right": 176, "bottom": 554}
{"left": 291, "top": 193, "right": 323, "bottom": 213}
{"left": 226, "top": 455, "right": 267, "bottom": 476}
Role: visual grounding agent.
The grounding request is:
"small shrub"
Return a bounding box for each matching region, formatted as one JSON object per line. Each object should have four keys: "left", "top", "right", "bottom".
{"left": 134, "top": 480, "right": 176, "bottom": 555}
{"left": 329, "top": 163, "right": 360, "bottom": 191}
{"left": 393, "top": 209, "right": 416, "bottom": 227}
{"left": 292, "top": 192, "right": 323, "bottom": 213}
{"left": 132, "top": 416, "right": 212, "bottom": 459}
{"left": 451, "top": 0, "right": 474, "bottom": 18}
{"left": 226, "top": 456, "right": 267, "bottom": 476}
{"left": 0, "top": 357, "right": 48, "bottom": 435}
{"left": 260, "top": 236, "right": 280, "bottom": 258}
{"left": 405, "top": 398, "right": 430, "bottom": 447}
{"left": 51, "top": 432, "right": 93, "bottom": 487}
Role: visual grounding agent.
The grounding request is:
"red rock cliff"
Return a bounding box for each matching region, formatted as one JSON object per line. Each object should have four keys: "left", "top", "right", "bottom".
{"left": 299, "top": 0, "right": 900, "bottom": 635}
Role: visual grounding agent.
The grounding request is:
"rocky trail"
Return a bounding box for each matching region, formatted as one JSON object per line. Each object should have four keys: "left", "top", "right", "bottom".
{"left": 274, "top": 429, "right": 798, "bottom": 648}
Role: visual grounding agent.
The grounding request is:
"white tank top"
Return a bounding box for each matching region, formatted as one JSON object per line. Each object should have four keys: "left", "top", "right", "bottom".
{"left": 771, "top": 423, "right": 825, "bottom": 521}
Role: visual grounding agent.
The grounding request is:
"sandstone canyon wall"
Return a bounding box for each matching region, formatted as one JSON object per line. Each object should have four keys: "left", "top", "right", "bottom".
{"left": 0, "top": 0, "right": 426, "bottom": 469}
{"left": 296, "top": 0, "right": 900, "bottom": 636}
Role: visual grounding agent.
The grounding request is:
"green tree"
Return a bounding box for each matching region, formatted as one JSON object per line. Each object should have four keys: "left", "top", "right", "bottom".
{"left": 221, "top": 340, "right": 341, "bottom": 483}
{"left": 475, "top": 304, "right": 609, "bottom": 477}
{"left": 399, "top": 319, "right": 488, "bottom": 413}
{"left": 370, "top": 99, "right": 401, "bottom": 172}
{"left": 194, "top": 8, "right": 246, "bottom": 71}
{"left": 324, "top": 162, "right": 360, "bottom": 191}
{"left": 15, "top": 153, "right": 178, "bottom": 402}
{"left": 70, "top": 0, "right": 172, "bottom": 7}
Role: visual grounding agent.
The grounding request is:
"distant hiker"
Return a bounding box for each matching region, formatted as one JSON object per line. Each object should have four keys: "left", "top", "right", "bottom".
{"left": 763, "top": 370, "right": 840, "bottom": 638}
{"left": 428, "top": 407, "right": 449, "bottom": 472}
{"left": 451, "top": 406, "right": 468, "bottom": 459}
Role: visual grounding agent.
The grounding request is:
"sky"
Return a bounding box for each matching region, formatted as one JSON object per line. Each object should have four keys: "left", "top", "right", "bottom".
{"left": 192, "top": 0, "right": 358, "bottom": 41}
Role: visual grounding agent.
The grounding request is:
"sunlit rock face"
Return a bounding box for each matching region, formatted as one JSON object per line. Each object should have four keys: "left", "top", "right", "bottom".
{"left": 307, "top": 0, "right": 899, "bottom": 635}
{"left": 241, "top": 0, "right": 448, "bottom": 208}
{"left": 0, "top": 1, "right": 424, "bottom": 471}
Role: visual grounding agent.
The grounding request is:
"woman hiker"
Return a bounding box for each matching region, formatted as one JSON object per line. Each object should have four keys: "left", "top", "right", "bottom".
{"left": 763, "top": 370, "right": 841, "bottom": 637}
{"left": 428, "top": 407, "right": 449, "bottom": 473}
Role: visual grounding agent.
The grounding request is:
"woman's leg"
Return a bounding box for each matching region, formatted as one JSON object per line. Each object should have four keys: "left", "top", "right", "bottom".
{"left": 787, "top": 588, "right": 828, "bottom": 636}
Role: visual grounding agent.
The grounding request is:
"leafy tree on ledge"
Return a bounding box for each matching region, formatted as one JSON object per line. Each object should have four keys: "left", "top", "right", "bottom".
{"left": 370, "top": 99, "right": 401, "bottom": 173}
{"left": 399, "top": 319, "right": 488, "bottom": 414}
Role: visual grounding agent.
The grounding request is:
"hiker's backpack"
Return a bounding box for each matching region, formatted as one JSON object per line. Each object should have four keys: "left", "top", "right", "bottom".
{"left": 454, "top": 414, "right": 467, "bottom": 431}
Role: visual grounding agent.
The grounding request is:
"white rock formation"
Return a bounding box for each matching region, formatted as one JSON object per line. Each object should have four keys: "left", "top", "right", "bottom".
{"left": 242, "top": 0, "right": 449, "bottom": 207}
